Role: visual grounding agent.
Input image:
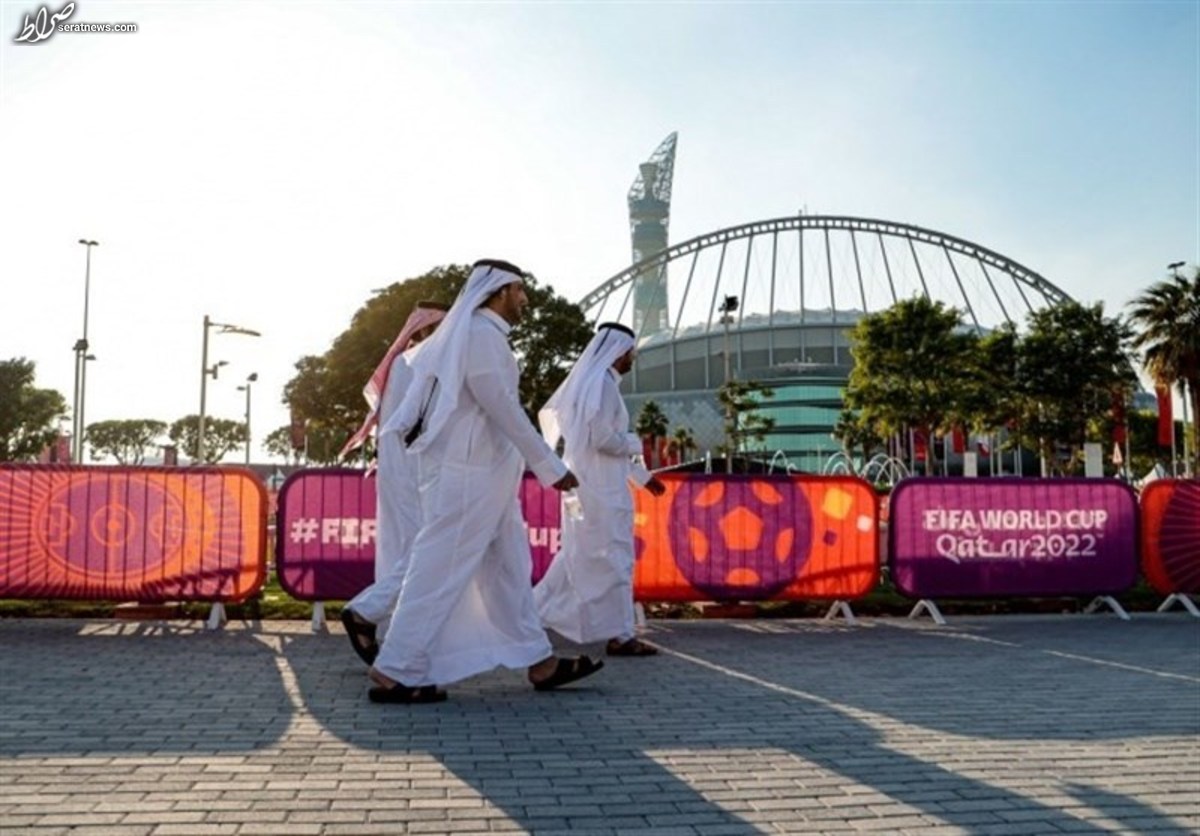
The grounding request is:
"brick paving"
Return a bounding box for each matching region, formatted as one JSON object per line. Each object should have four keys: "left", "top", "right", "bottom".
{"left": 1, "top": 613, "right": 1197, "bottom": 835}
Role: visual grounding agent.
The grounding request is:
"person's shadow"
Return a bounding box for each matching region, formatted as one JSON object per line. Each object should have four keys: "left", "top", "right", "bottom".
{"left": 0, "top": 619, "right": 292, "bottom": 758}
{"left": 281, "top": 614, "right": 1198, "bottom": 833}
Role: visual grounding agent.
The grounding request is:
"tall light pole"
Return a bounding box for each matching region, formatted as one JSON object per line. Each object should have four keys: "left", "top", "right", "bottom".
{"left": 237, "top": 373, "right": 258, "bottom": 465}
{"left": 1168, "top": 263, "right": 1191, "bottom": 474}
{"left": 198, "top": 316, "right": 260, "bottom": 463}
{"left": 73, "top": 239, "right": 99, "bottom": 462}
{"left": 718, "top": 294, "right": 739, "bottom": 473}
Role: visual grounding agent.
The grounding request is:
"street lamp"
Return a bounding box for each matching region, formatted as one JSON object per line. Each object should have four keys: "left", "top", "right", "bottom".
{"left": 237, "top": 373, "right": 258, "bottom": 465}
{"left": 1168, "top": 261, "right": 1185, "bottom": 277}
{"left": 198, "top": 315, "right": 261, "bottom": 463}
{"left": 72, "top": 239, "right": 98, "bottom": 462}
{"left": 718, "top": 294, "right": 739, "bottom": 473}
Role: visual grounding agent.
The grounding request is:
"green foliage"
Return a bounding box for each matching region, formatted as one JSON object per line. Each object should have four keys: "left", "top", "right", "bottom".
{"left": 263, "top": 426, "right": 302, "bottom": 464}
{"left": 670, "top": 425, "right": 698, "bottom": 459}
{"left": 1128, "top": 265, "right": 1200, "bottom": 474}
{"left": 84, "top": 419, "right": 168, "bottom": 465}
{"left": 844, "top": 297, "right": 979, "bottom": 475}
{"left": 832, "top": 408, "right": 883, "bottom": 465}
{"left": 0, "top": 358, "right": 67, "bottom": 462}
{"left": 169, "top": 414, "right": 247, "bottom": 464}
{"left": 283, "top": 264, "right": 592, "bottom": 455}
{"left": 635, "top": 400, "right": 669, "bottom": 438}
{"left": 718, "top": 379, "right": 776, "bottom": 459}
{"left": 1012, "top": 301, "right": 1135, "bottom": 475}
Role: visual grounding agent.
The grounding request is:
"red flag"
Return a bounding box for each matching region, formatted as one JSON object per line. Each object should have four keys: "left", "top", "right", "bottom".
{"left": 1112, "top": 393, "right": 1127, "bottom": 446}
{"left": 1156, "top": 386, "right": 1174, "bottom": 447}
{"left": 951, "top": 427, "right": 966, "bottom": 455}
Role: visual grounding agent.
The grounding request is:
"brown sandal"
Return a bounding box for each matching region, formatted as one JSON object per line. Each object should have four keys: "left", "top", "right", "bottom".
{"left": 606, "top": 638, "right": 658, "bottom": 657}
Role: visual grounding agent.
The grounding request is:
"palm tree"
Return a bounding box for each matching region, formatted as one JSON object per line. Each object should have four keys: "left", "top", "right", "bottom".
{"left": 635, "top": 401, "right": 670, "bottom": 467}
{"left": 1128, "top": 265, "right": 1200, "bottom": 475}
{"left": 670, "top": 426, "right": 697, "bottom": 462}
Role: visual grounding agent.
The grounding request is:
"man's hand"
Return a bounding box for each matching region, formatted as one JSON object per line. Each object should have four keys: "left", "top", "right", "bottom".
{"left": 552, "top": 471, "right": 579, "bottom": 492}
{"left": 645, "top": 476, "right": 666, "bottom": 497}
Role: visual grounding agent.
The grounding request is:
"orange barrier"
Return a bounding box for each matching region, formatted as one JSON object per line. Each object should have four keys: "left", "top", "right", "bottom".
{"left": 632, "top": 473, "right": 879, "bottom": 601}
{"left": 1139, "top": 479, "right": 1200, "bottom": 595}
{"left": 0, "top": 465, "right": 266, "bottom": 602}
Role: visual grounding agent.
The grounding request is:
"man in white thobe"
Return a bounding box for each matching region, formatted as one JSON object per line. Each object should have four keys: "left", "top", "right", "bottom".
{"left": 368, "top": 259, "right": 604, "bottom": 703}
{"left": 338, "top": 302, "right": 447, "bottom": 665}
{"left": 535, "top": 323, "right": 666, "bottom": 656}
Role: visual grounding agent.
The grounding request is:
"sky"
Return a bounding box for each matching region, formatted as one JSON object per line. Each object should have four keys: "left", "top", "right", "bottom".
{"left": 1, "top": 0, "right": 1197, "bottom": 462}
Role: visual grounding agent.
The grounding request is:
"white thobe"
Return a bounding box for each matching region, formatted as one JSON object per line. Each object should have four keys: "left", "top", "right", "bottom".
{"left": 347, "top": 347, "right": 420, "bottom": 639}
{"left": 534, "top": 369, "right": 651, "bottom": 644}
{"left": 374, "top": 309, "right": 568, "bottom": 687}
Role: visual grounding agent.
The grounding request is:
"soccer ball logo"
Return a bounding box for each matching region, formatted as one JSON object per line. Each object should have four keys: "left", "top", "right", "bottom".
{"left": 667, "top": 477, "right": 813, "bottom": 599}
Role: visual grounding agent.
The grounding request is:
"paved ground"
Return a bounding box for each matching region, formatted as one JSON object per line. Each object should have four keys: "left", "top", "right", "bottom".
{"left": 0, "top": 613, "right": 1197, "bottom": 835}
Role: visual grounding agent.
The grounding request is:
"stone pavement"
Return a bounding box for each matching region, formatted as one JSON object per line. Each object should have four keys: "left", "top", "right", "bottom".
{"left": 1, "top": 613, "right": 1198, "bottom": 835}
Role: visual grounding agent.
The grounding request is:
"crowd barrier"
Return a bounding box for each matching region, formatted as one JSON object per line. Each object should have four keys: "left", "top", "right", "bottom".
{"left": 1139, "top": 480, "right": 1200, "bottom": 615}
{"left": 889, "top": 478, "right": 1139, "bottom": 621}
{"left": 274, "top": 469, "right": 880, "bottom": 608}
{"left": 3, "top": 465, "right": 1197, "bottom": 625}
{"left": 0, "top": 465, "right": 266, "bottom": 604}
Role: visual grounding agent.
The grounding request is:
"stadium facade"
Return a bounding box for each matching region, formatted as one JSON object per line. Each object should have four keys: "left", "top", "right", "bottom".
{"left": 581, "top": 134, "right": 1075, "bottom": 472}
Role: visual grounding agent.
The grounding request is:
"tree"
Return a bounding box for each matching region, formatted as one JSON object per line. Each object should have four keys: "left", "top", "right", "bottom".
{"left": 284, "top": 264, "right": 592, "bottom": 453}
{"left": 169, "top": 415, "right": 247, "bottom": 464}
{"left": 1012, "top": 301, "right": 1135, "bottom": 476}
{"left": 832, "top": 408, "right": 883, "bottom": 468}
{"left": 84, "top": 419, "right": 168, "bottom": 465}
{"left": 670, "top": 426, "right": 698, "bottom": 462}
{"left": 1128, "top": 265, "right": 1200, "bottom": 475}
{"left": 843, "top": 297, "right": 980, "bottom": 475}
{"left": 717, "top": 379, "right": 776, "bottom": 471}
{"left": 0, "top": 358, "right": 67, "bottom": 463}
{"left": 635, "top": 400, "right": 669, "bottom": 439}
{"left": 264, "top": 426, "right": 303, "bottom": 464}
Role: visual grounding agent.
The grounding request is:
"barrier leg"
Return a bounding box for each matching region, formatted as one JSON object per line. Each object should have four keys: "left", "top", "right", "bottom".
{"left": 205, "top": 603, "right": 226, "bottom": 631}
{"left": 822, "top": 600, "right": 857, "bottom": 625}
{"left": 312, "top": 602, "right": 326, "bottom": 633}
{"left": 907, "top": 599, "right": 946, "bottom": 626}
{"left": 1156, "top": 593, "right": 1200, "bottom": 618}
{"left": 1083, "top": 595, "right": 1131, "bottom": 621}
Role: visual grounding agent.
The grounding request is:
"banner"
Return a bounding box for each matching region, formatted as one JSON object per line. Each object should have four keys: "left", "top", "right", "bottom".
{"left": 1156, "top": 386, "right": 1174, "bottom": 447}
{"left": 0, "top": 465, "right": 266, "bottom": 602}
{"left": 889, "top": 478, "right": 1137, "bottom": 599}
{"left": 275, "top": 469, "right": 560, "bottom": 601}
{"left": 1139, "top": 480, "right": 1200, "bottom": 595}
{"left": 632, "top": 473, "right": 879, "bottom": 602}
{"left": 275, "top": 469, "right": 879, "bottom": 604}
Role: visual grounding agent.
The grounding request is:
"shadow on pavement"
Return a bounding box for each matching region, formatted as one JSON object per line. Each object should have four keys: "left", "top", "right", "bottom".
{"left": 0, "top": 620, "right": 292, "bottom": 757}
{"left": 282, "top": 614, "right": 1198, "bottom": 833}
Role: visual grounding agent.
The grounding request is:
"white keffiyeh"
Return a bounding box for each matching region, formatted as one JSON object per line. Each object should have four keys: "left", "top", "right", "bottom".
{"left": 538, "top": 323, "right": 636, "bottom": 456}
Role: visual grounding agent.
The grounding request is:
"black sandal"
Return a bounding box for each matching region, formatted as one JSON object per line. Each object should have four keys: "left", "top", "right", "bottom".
{"left": 340, "top": 608, "right": 379, "bottom": 666}
{"left": 532, "top": 656, "right": 604, "bottom": 691}
{"left": 368, "top": 683, "right": 447, "bottom": 704}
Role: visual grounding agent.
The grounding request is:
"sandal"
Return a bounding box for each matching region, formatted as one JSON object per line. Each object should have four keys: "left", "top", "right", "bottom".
{"left": 368, "top": 683, "right": 447, "bottom": 704}
{"left": 531, "top": 656, "right": 604, "bottom": 691}
{"left": 340, "top": 607, "right": 379, "bottom": 666}
{"left": 606, "top": 638, "right": 658, "bottom": 657}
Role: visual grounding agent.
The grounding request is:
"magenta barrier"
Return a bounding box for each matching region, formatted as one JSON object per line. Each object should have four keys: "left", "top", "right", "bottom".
{"left": 275, "top": 468, "right": 561, "bottom": 601}
{"left": 0, "top": 465, "right": 267, "bottom": 602}
{"left": 888, "top": 478, "right": 1138, "bottom": 599}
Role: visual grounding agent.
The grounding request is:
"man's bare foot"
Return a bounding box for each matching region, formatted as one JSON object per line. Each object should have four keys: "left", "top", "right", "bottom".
{"left": 368, "top": 667, "right": 396, "bottom": 689}
{"left": 527, "top": 656, "right": 559, "bottom": 685}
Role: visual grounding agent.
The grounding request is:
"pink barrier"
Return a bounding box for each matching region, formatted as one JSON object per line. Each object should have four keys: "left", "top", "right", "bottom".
{"left": 0, "top": 465, "right": 267, "bottom": 602}
{"left": 889, "top": 478, "right": 1138, "bottom": 599}
{"left": 275, "top": 469, "right": 561, "bottom": 601}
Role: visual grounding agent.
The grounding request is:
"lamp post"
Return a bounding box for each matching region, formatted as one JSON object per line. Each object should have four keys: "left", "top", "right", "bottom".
{"left": 718, "top": 294, "right": 739, "bottom": 473}
{"left": 198, "top": 315, "right": 260, "bottom": 463}
{"left": 237, "top": 373, "right": 258, "bottom": 465}
{"left": 72, "top": 239, "right": 99, "bottom": 462}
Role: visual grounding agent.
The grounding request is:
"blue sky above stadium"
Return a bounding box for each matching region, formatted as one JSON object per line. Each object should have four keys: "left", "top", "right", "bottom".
{"left": 1, "top": 0, "right": 1195, "bottom": 457}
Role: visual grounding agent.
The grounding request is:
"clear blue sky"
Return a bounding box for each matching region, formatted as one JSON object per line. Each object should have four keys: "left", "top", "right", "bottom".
{"left": 2, "top": 0, "right": 1196, "bottom": 459}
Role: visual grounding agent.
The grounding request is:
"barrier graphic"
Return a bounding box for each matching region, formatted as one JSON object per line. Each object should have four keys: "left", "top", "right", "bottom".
{"left": 275, "top": 469, "right": 561, "bottom": 601}
{"left": 633, "top": 473, "right": 879, "bottom": 601}
{"left": 0, "top": 465, "right": 266, "bottom": 601}
{"left": 1140, "top": 479, "right": 1200, "bottom": 595}
{"left": 889, "top": 478, "right": 1138, "bottom": 598}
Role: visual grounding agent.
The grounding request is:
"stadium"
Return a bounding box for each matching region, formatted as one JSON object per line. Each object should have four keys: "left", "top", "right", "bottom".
{"left": 581, "top": 133, "right": 1076, "bottom": 472}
